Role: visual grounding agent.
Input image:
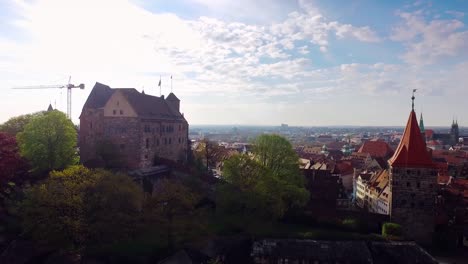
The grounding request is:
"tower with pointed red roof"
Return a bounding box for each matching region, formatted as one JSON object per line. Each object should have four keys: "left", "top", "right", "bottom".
{"left": 388, "top": 91, "right": 437, "bottom": 244}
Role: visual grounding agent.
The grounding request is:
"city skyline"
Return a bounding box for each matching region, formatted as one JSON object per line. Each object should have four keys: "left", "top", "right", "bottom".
{"left": 1, "top": 0, "right": 468, "bottom": 126}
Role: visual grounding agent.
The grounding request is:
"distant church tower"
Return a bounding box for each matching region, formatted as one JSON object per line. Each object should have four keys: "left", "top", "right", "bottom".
{"left": 419, "top": 113, "right": 425, "bottom": 143}
{"left": 388, "top": 92, "right": 437, "bottom": 243}
{"left": 450, "top": 119, "right": 459, "bottom": 145}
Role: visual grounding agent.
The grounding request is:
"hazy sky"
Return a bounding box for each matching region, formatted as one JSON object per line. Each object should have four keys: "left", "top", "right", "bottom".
{"left": 1, "top": 0, "right": 468, "bottom": 126}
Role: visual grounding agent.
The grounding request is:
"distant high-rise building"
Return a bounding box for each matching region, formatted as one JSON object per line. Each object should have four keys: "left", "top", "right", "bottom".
{"left": 388, "top": 96, "right": 437, "bottom": 243}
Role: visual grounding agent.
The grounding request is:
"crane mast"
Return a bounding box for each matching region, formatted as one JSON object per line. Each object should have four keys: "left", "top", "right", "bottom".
{"left": 12, "top": 76, "right": 85, "bottom": 119}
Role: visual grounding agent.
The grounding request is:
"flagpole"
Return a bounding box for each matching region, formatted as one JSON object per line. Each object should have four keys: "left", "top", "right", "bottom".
{"left": 159, "top": 75, "right": 161, "bottom": 96}
{"left": 171, "top": 75, "right": 173, "bottom": 93}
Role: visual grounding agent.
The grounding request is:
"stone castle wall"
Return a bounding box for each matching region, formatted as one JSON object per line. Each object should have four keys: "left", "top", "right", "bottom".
{"left": 80, "top": 110, "right": 188, "bottom": 169}
{"left": 389, "top": 166, "right": 438, "bottom": 243}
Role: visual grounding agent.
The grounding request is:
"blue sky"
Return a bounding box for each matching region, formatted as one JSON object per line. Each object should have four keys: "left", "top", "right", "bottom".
{"left": 1, "top": 0, "right": 468, "bottom": 126}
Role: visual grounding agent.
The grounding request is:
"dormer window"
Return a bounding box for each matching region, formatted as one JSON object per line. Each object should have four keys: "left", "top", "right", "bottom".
{"left": 120, "top": 110, "right": 123, "bottom": 115}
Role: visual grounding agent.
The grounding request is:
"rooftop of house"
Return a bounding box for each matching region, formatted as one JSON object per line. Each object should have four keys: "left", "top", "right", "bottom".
{"left": 252, "top": 239, "right": 437, "bottom": 264}
{"left": 388, "top": 110, "right": 434, "bottom": 168}
{"left": 358, "top": 140, "right": 394, "bottom": 158}
{"left": 82, "top": 82, "right": 185, "bottom": 121}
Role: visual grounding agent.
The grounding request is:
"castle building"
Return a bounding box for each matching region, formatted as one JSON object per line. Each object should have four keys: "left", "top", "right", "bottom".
{"left": 79, "top": 82, "right": 189, "bottom": 169}
{"left": 388, "top": 95, "right": 437, "bottom": 243}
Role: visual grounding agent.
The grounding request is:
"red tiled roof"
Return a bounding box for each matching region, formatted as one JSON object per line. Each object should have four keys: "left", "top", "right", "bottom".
{"left": 357, "top": 141, "right": 393, "bottom": 158}
{"left": 437, "top": 175, "right": 451, "bottom": 185}
{"left": 388, "top": 111, "right": 435, "bottom": 168}
{"left": 425, "top": 129, "right": 434, "bottom": 139}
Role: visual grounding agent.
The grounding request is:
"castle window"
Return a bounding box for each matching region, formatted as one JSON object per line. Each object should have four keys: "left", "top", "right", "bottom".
{"left": 146, "top": 138, "right": 149, "bottom": 148}
{"left": 113, "top": 110, "right": 116, "bottom": 115}
{"left": 406, "top": 182, "right": 411, "bottom": 187}
{"left": 406, "top": 170, "right": 410, "bottom": 175}
{"left": 419, "top": 201, "right": 424, "bottom": 207}
{"left": 417, "top": 170, "right": 421, "bottom": 176}
{"left": 429, "top": 184, "right": 433, "bottom": 188}
{"left": 164, "top": 138, "right": 167, "bottom": 145}
{"left": 144, "top": 154, "right": 148, "bottom": 159}
{"left": 179, "top": 124, "right": 181, "bottom": 131}
{"left": 120, "top": 144, "right": 125, "bottom": 150}
{"left": 411, "top": 202, "right": 415, "bottom": 208}
{"left": 417, "top": 182, "right": 420, "bottom": 188}
{"left": 90, "top": 122, "right": 93, "bottom": 129}
{"left": 117, "top": 101, "right": 119, "bottom": 106}
{"left": 144, "top": 125, "right": 150, "bottom": 133}
{"left": 169, "top": 138, "right": 172, "bottom": 144}
{"left": 156, "top": 139, "right": 159, "bottom": 146}
{"left": 120, "top": 110, "right": 123, "bottom": 115}
{"left": 401, "top": 199, "right": 407, "bottom": 206}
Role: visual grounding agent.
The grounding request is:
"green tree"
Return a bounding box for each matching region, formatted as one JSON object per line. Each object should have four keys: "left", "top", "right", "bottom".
{"left": 0, "top": 111, "right": 45, "bottom": 136}
{"left": 142, "top": 179, "right": 205, "bottom": 249}
{"left": 252, "top": 134, "right": 309, "bottom": 210}
{"left": 195, "top": 139, "right": 224, "bottom": 172}
{"left": 219, "top": 135, "right": 309, "bottom": 219}
{"left": 17, "top": 110, "right": 78, "bottom": 173}
{"left": 18, "top": 166, "right": 143, "bottom": 250}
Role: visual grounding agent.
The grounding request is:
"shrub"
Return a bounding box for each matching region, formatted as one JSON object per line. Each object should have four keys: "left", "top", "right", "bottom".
{"left": 382, "top": 222, "right": 402, "bottom": 238}
{"left": 342, "top": 218, "right": 359, "bottom": 231}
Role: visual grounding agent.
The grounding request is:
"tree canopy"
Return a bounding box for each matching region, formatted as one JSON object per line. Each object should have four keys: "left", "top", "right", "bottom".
{"left": 0, "top": 132, "right": 28, "bottom": 184}
{"left": 218, "top": 134, "right": 309, "bottom": 219}
{"left": 18, "top": 165, "right": 143, "bottom": 249}
{"left": 142, "top": 179, "right": 205, "bottom": 249}
{"left": 0, "top": 111, "right": 45, "bottom": 136}
{"left": 17, "top": 110, "right": 78, "bottom": 173}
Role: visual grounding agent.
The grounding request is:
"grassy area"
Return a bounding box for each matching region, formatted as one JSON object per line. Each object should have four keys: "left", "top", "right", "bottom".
{"left": 209, "top": 214, "right": 385, "bottom": 241}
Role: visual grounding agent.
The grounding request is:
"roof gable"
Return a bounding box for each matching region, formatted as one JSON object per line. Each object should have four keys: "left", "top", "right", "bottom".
{"left": 388, "top": 111, "right": 434, "bottom": 168}
{"left": 83, "top": 82, "right": 114, "bottom": 109}
{"left": 358, "top": 141, "right": 394, "bottom": 158}
{"left": 166, "top": 92, "right": 180, "bottom": 101}
{"left": 82, "top": 83, "right": 186, "bottom": 121}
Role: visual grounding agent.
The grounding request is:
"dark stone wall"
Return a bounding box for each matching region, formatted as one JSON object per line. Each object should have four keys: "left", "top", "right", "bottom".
{"left": 102, "top": 117, "right": 141, "bottom": 169}
{"left": 139, "top": 119, "right": 189, "bottom": 168}
{"left": 390, "top": 166, "right": 438, "bottom": 243}
{"left": 79, "top": 108, "right": 105, "bottom": 164}
{"left": 80, "top": 111, "right": 189, "bottom": 169}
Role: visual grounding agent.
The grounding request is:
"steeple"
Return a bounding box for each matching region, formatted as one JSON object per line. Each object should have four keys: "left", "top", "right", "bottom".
{"left": 388, "top": 92, "right": 433, "bottom": 168}
{"left": 419, "top": 113, "right": 425, "bottom": 133}
{"left": 47, "top": 103, "right": 54, "bottom": 112}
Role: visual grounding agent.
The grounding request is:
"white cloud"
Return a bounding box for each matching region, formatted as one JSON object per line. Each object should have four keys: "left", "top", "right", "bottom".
{"left": 391, "top": 10, "right": 468, "bottom": 65}
{"left": 3, "top": 0, "right": 467, "bottom": 126}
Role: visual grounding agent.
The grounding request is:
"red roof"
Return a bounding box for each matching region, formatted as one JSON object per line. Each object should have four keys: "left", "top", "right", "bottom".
{"left": 425, "top": 129, "right": 434, "bottom": 139}
{"left": 357, "top": 141, "right": 393, "bottom": 158}
{"left": 388, "top": 111, "right": 434, "bottom": 168}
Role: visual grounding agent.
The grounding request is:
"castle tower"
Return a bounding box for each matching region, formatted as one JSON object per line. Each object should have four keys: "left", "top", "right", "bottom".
{"left": 388, "top": 93, "right": 437, "bottom": 244}
{"left": 166, "top": 92, "right": 180, "bottom": 112}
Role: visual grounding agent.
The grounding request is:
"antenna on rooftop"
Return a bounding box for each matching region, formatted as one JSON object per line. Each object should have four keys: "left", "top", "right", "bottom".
{"left": 411, "top": 89, "right": 417, "bottom": 111}
{"left": 158, "top": 75, "right": 162, "bottom": 96}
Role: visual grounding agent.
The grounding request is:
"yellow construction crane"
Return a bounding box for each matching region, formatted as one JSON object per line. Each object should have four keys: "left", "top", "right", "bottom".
{"left": 12, "top": 76, "right": 84, "bottom": 119}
